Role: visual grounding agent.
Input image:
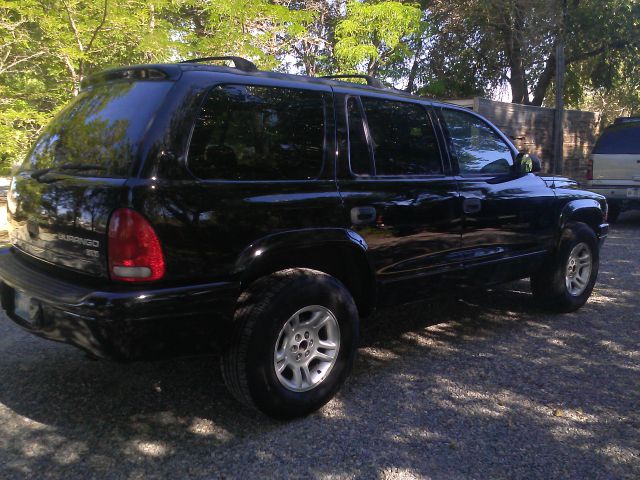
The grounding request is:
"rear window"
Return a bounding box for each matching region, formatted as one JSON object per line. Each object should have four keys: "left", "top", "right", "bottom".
{"left": 593, "top": 123, "right": 640, "bottom": 155}
{"left": 187, "top": 85, "right": 326, "bottom": 181}
{"left": 21, "top": 81, "right": 172, "bottom": 177}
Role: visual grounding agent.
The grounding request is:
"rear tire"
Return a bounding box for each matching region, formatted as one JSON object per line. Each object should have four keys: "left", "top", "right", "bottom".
{"left": 531, "top": 222, "right": 599, "bottom": 313}
{"left": 221, "top": 268, "right": 359, "bottom": 419}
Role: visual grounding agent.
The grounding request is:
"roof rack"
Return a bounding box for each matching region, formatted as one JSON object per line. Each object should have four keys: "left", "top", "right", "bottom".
{"left": 320, "top": 74, "right": 384, "bottom": 89}
{"left": 179, "top": 56, "right": 258, "bottom": 72}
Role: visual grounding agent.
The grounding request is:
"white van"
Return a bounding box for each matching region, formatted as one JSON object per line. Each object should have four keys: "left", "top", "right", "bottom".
{"left": 586, "top": 117, "right": 640, "bottom": 222}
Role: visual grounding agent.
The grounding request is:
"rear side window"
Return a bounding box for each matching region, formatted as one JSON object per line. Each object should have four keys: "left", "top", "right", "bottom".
{"left": 360, "top": 97, "right": 442, "bottom": 176}
{"left": 188, "top": 85, "right": 325, "bottom": 180}
{"left": 593, "top": 124, "right": 640, "bottom": 154}
{"left": 441, "top": 108, "right": 513, "bottom": 175}
{"left": 22, "top": 81, "right": 172, "bottom": 177}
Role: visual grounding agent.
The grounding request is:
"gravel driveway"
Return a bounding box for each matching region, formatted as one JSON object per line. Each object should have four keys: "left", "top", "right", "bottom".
{"left": 1, "top": 214, "right": 639, "bottom": 480}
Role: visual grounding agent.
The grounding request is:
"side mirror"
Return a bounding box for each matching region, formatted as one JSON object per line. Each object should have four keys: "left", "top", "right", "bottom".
{"left": 514, "top": 152, "right": 542, "bottom": 175}
{"left": 529, "top": 154, "right": 542, "bottom": 173}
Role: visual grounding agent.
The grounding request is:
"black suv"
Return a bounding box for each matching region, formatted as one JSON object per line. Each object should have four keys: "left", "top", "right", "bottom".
{"left": 0, "top": 57, "right": 608, "bottom": 418}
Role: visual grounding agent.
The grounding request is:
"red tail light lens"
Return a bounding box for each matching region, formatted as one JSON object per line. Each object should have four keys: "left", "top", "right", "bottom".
{"left": 586, "top": 159, "right": 593, "bottom": 181}
{"left": 108, "top": 208, "right": 165, "bottom": 282}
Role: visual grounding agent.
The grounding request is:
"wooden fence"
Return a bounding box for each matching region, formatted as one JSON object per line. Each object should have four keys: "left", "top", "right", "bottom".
{"left": 446, "top": 98, "right": 598, "bottom": 182}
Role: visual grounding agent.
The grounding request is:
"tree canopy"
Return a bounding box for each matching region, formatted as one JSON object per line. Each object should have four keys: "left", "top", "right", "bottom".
{"left": 0, "top": 0, "right": 638, "bottom": 173}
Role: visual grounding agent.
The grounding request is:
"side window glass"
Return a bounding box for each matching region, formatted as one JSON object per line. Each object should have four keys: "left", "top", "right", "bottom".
{"left": 188, "top": 85, "right": 325, "bottom": 180}
{"left": 441, "top": 108, "right": 513, "bottom": 175}
{"left": 360, "top": 97, "right": 442, "bottom": 176}
{"left": 346, "top": 97, "right": 371, "bottom": 175}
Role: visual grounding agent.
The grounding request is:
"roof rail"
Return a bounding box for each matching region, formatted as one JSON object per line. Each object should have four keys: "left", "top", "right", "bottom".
{"left": 179, "top": 56, "right": 258, "bottom": 72}
{"left": 320, "top": 74, "right": 384, "bottom": 89}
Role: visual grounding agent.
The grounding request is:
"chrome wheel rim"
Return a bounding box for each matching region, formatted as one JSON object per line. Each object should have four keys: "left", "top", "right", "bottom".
{"left": 273, "top": 305, "right": 341, "bottom": 392}
{"left": 565, "top": 242, "right": 592, "bottom": 296}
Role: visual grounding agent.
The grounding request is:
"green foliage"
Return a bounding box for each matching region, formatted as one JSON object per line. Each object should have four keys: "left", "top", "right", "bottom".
{"left": 334, "top": 1, "right": 422, "bottom": 81}
{"left": 0, "top": 0, "right": 638, "bottom": 174}
{"left": 423, "top": 0, "right": 639, "bottom": 107}
{"left": 178, "top": 0, "right": 311, "bottom": 70}
{"left": 0, "top": 0, "right": 180, "bottom": 173}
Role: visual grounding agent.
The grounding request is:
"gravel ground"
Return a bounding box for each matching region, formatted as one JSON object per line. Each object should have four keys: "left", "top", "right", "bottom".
{"left": 0, "top": 214, "right": 639, "bottom": 480}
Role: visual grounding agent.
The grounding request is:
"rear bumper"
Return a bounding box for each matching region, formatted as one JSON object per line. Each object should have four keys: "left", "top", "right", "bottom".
{"left": 587, "top": 185, "right": 640, "bottom": 202}
{"left": 0, "top": 248, "right": 239, "bottom": 360}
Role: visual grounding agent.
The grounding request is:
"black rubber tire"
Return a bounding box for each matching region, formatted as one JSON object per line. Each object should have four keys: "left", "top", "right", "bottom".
{"left": 607, "top": 202, "right": 622, "bottom": 224}
{"left": 220, "top": 268, "right": 359, "bottom": 419}
{"left": 531, "top": 222, "right": 599, "bottom": 313}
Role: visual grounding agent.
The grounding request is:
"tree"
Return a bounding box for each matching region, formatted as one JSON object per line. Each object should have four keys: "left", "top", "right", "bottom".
{"left": 176, "top": 0, "right": 310, "bottom": 70}
{"left": 274, "top": 0, "right": 343, "bottom": 76}
{"left": 334, "top": 1, "right": 422, "bottom": 83}
{"left": 421, "top": 0, "right": 640, "bottom": 106}
{"left": 0, "top": 0, "right": 181, "bottom": 173}
{"left": 1, "top": 0, "right": 638, "bottom": 174}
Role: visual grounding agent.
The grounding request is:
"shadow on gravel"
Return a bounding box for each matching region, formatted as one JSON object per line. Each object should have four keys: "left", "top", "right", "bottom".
{"left": 0, "top": 222, "right": 639, "bottom": 478}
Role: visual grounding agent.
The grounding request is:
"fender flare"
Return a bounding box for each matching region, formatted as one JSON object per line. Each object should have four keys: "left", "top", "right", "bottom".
{"left": 558, "top": 199, "right": 606, "bottom": 236}
{"left": 232, "top": 228, "right": 376, "bottom": 314}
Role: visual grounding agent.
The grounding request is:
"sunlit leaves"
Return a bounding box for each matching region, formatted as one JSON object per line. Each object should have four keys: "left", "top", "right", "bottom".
{"left": 334, "top": 1, "right": 422, "bottom": 78}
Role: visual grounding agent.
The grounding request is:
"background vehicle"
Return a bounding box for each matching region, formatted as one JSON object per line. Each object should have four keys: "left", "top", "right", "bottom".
{"left": 586, "top": 117, "right": 640, "bottom": 222}
{"left": 0, "top": 57, "right": 608, "bottom": 418}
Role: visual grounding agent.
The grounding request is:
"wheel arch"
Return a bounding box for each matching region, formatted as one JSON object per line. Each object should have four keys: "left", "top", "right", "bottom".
{"left": 558, "top": 199, "right": 605, "bottom": 238}
{"left": 233, "top": 229, "right": 377, "bottom": 317}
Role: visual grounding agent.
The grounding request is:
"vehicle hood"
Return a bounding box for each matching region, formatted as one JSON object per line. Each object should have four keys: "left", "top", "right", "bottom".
{"left": 538, "top": 175, "right": 579, "bottom": 189}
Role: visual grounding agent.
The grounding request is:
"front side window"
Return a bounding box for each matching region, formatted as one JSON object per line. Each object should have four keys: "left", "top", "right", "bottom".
{"left": 441, "top": 108, "right": 513, "bottom": 175}
{"left": 360, "top": 97, "right": 443, "bottom": 176}
{"left": 188, "top": 85, "right": 325, "bottom": 180}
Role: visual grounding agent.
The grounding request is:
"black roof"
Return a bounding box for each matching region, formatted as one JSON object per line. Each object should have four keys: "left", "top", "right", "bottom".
{"left": 81, "top": 59, "right": 465, "bottom": 109}
{"left": 82, "top": 62, "right": 425, "bottom": 101}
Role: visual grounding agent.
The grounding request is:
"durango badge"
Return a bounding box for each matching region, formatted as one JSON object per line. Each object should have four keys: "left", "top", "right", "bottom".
{"left": 57, "top": 233, "right": 100, "bottom": 248}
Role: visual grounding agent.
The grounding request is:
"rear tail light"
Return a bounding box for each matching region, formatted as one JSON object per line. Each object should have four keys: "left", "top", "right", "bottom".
{"left": 586, "top": 159, "right": 593, "bottom": 181}
{"left": 108, "top": 208, "right": 165, "bottom": 282}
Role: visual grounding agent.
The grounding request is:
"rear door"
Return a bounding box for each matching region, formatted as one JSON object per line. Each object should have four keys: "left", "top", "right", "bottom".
{"left": 146, "top": 80, "right": 345, "bottom": 281}
{"left": 8, "top": 79, "right": 173, "bottom": 277}
{"left": 334, "top": 91, "right": 462, "bottom": 304}
{"left": 438, "top": 106, "right": 556, "bottom": 280}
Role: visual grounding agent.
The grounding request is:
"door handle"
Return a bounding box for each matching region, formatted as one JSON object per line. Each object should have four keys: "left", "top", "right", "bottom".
{"left": 463, "top": 197, "right": 482, "bottom": 214}
{"left": 351, "top": 206, "right": 377, "bottom": 225}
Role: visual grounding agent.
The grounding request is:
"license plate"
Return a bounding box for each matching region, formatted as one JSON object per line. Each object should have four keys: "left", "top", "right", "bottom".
{"left": 13, "top": 290, "right": 36, "bottom": 324}
{"left": 627, "top": 188, "right": 639, "bottom": 198}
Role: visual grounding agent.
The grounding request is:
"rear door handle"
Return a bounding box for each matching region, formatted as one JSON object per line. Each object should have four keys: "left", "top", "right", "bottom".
{"left": 463, "top": 197, "right": 482, "bottom": 214}
{"left": 351, "top": 206, "right": 377, "bottom": 225}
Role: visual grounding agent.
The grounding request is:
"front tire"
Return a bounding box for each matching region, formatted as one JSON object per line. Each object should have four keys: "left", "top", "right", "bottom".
{"left": 531, "top": 222, "right": 599, "bottom": 313}
{"left": 221, "top": 268, "right": 359, "bottom": 419}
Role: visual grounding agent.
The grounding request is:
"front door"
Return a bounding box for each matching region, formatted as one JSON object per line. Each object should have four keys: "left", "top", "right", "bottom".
{"left": 334, "top": 91, "right": 463, "bottom": 305}
{"left": 438, "top": 106, "right": 557, "bottom": 283}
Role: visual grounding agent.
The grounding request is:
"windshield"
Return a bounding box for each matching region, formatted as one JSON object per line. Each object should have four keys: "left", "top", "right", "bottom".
{"left": 20, "top": 80, "right": 172, "bottom": 178}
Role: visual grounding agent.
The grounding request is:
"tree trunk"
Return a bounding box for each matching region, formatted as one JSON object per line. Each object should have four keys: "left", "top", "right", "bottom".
{"left": 503, "top": 8, "right": 530, "bottom": 104}
{"left": 531, "top": 55, "right": 556, "bottom": 106}
{"left": 508, "top": 61, "right": 529, "bottom": 104}
{"left": 145, "top": 3, "right": 155, "bottom": 62}
{"left": 405, "top": 38, "right": 423, "bottom": 93}
{"left": 62, "top": 54, "right": 80, "bottom": 96}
